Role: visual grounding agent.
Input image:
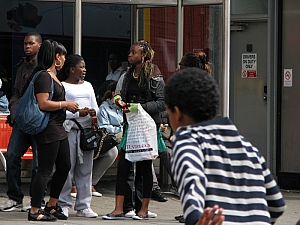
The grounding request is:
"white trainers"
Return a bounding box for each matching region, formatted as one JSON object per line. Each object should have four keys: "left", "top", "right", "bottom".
{"left": 21, "top": 201, "right": 31, "bottom": 212}
{"left": 62, "top": 206, "right": 70, "bottom": 217}
{"left": 76, "top": 208, "right": 98, "bottom": 218}
{"left": 125, "top": 210, "right": 136, "bottom": 218}
{"left": 0, "top": 199, "right": 23, "bottom": 212}
{"left": 92, "top": 191, "right": 102, "bottom": 197}
{"left": 148, "top": 210, "right": 157, "bottom": 218}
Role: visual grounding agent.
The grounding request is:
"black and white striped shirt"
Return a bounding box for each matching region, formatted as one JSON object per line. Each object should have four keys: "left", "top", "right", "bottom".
{"left": 171, "top": 117, "right": 286, "bottom": 225}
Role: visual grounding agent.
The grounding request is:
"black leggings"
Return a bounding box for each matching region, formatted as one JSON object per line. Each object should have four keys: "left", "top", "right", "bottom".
{"left": 116, "top": 150, "right": 153, "bottom": 199}
{"left": 31, "top": 138, "right": 71, "bottom": 208}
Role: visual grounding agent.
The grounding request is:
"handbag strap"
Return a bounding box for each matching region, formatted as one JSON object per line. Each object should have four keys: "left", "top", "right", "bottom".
{"left": 70, "top": 118, "right": 84, "bottom": 131}
{"left": 93, "top": 129, "right": 109, "bottom": 160}
{"left": 70, "top": 118, "right": 98, "bottom": 131}
{"left": 19, "top": 70, "right": 54, "bottom": 99}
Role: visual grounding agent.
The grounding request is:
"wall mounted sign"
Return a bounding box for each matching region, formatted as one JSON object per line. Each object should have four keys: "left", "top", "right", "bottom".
{"left": 283, "top": 69, "right": 292, "bottom": 87}
{"left": 242, "top": 53, "right": 257, "bottom": 78}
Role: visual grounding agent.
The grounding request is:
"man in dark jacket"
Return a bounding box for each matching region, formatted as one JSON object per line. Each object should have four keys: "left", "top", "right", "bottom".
{"left": 0, "top": 32, "right": 42, "bottom": 212}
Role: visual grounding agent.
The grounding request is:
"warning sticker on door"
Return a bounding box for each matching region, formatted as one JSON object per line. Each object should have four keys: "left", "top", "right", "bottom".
{"left": 242, "top": 53, "right": 257, "bottom": 78}
{"left": 284, "top": 69, "right": 292, "bottom": 87}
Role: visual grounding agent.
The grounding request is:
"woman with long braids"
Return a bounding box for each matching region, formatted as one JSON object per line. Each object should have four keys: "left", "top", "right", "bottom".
{"left": 102, "top": 40, "right": 165, "bottom": 220}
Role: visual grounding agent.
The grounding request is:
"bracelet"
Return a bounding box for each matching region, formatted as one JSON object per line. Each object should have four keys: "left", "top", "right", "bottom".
{"left": 59, "top": 101, "right": 62, "bottom": 109}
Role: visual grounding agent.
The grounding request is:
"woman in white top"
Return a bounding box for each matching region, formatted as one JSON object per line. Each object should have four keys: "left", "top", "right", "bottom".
{"left": 57, "top": 54, "right": 99, "bottom": 218}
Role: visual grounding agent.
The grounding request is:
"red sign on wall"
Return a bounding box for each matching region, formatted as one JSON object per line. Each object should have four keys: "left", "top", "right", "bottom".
{"left": 247, "top": 70, "right": 257, "bottom": 78}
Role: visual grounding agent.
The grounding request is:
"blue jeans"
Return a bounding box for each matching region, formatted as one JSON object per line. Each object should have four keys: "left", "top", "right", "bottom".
{"left": 5, "top": 123, "right": 39, "bottom": 204}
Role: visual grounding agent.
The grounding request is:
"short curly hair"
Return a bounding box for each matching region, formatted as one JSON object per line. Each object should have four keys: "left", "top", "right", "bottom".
{"left": 164, "top": 68, "right": 219, "bottom": 123}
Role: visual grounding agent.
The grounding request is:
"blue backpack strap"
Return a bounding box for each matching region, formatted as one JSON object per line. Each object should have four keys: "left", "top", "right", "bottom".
{"left": 49, "top": 75, "right": 54, "bottom": 100}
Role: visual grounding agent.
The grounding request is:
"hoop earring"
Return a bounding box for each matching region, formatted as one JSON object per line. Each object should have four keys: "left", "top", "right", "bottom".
{"left": 55, "top": 59, "right": 62, "bottom": 67}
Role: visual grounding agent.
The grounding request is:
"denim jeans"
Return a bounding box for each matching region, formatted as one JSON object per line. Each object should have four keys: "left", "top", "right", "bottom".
{"left": 5, "top": 123, "right": 39, "bottom": 204}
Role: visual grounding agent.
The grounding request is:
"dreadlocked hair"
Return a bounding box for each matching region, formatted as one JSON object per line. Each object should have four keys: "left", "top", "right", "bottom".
{"left": 135, "top": 40, "right": 155, "bottom": 87}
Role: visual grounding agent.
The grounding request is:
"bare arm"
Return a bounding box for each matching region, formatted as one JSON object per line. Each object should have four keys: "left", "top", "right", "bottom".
{"left": 36, "top": 92, "right": 78, "bottom": 111}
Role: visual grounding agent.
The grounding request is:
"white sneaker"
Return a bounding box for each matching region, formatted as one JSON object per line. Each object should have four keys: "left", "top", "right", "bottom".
{"left": 62, "top": 206, "right": 70, "bottom": 217}
{"left": 76, "top": 208, "right": 98, "bottom": 218}
{"left": 125, "top": 210, "right": 135, "bottom": 218}
{"left": 0, "top": 199, "right": 22, "bottom": 212}
{"left": 148, "top": 211, "right": 157, "bottom": 218}
{"left": 70, "top": 193, "right": 77, "bottom": 198}
{"left": 21, "top": 201, "right": 31, "bottom": 212}
{"left": 92, "top": 191, "right": 102, "bottom": 197}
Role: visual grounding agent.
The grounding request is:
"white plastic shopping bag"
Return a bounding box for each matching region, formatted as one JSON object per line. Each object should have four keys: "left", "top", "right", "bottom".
{"left": 125, "top": 104, "right": 158, "bottom": 162}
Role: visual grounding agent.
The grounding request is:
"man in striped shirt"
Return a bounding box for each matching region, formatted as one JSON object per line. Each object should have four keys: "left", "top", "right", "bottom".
{"left": 164, "top": 68, "right": 286, "bottom": 225}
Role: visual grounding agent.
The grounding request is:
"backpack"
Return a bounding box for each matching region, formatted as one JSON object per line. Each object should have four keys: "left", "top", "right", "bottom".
{"left": 14, "top": 70, "right": 54, "bottom": 135}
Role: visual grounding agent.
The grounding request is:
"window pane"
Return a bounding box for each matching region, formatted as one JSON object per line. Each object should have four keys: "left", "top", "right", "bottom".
{"left": 138, "top": 5, "right": 223, "bottom": 115}
{"left": 231, "top": 0, "right": 268, "bottom": 15}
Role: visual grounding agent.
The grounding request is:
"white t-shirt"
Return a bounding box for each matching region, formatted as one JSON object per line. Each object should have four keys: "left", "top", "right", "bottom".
{"left": 62, "top": 81, "right": 99, "bottom": 122}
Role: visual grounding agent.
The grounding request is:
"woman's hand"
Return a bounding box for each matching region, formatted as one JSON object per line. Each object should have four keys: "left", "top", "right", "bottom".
{"left": 196, "top": 205, "right": 224, "bottom": 225}
{"left": 88, "top": 108, "right": 96, "bottom": 117}
{"left": 79, "top": 109, "right": 89, "bottom": 117}
{"left": 66, "top": 101, "right": 79, "bottom": 112}
{"left": 160, "top": 123, "right": 167, "bottom": 132}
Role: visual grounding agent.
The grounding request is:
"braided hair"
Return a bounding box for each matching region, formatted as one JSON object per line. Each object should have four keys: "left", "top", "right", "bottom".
{"left": 182, "top": 51, "right": 212, "bottom": 74}
{"left": 129, "top": 40, "right": 155, "bottom": 87}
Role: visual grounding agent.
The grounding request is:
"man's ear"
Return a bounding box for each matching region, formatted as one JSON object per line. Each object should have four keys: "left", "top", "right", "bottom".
{"left": 173, "top": 106, "right": 183, "bottom": 122}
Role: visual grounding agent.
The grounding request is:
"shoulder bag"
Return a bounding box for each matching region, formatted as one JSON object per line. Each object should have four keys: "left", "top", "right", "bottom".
{"left": 71, "top": 119, "right": 118, "bottom": 159}
{"left": 71, "top": 119, "right": 100, "bottom": 151}
{"left": 93, "top": 127, "right": 119, "bottom": 160}
{"left": 14, "top": 70, "right": 54, "bottom": 135}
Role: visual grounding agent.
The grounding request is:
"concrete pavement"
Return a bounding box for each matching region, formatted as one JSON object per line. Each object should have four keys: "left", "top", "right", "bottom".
{"left": 0, "top": 179, "right": 299, "bottom": 225}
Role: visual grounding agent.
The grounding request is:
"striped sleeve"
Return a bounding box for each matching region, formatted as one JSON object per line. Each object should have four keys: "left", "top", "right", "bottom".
{"left": 171, "top": 132, "right": 206, "bottom": 225}
{"left": 260, "top": 157, "right": 286, "bottom": 222}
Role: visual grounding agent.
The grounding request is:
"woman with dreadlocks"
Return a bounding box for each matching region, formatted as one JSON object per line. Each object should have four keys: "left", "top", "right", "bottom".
{"left": 102, "top": 40, "right": 165, "bottom": 220}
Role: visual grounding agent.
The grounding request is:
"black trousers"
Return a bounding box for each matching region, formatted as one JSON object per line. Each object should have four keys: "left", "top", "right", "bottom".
{"left": 31, "top": 138, "right": 71, "bottom": 208}
{"left": 116, "top": 150, "right": 153, "bottom": 211}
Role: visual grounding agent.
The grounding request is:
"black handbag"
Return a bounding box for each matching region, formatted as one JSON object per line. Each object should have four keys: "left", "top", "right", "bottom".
{"left": 71, "top": 119, "right": 100, "bottom": 151}
{"left": 93, "top": 127, "right": 119, "bottom": 160}
{"left": 71, "top": 119, "right": 119, "bottom": 158}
